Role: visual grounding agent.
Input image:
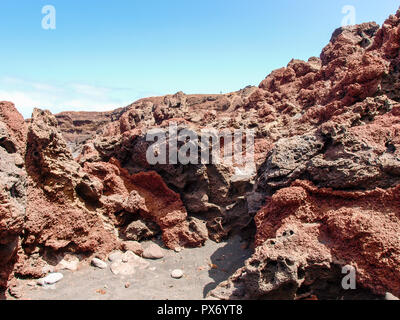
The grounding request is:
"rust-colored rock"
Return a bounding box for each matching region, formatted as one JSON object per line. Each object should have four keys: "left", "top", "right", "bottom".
{"left": 83, "top": 158, "right": 206, "bottom": 249}
{"left": 211, "top": 181, "right": 400, "bottom": 299}
{"left": 0, "top": 102, "right": 27, "bottom": 289}
{"left": 2, "top": 8, "right": 400, "bottom": 299}
{"left": 15, "top": 108, "right": 119, "bottom": 279}
{"left": 211, "top": 9, "right": 400, "bottom": 299}
{"left": 256, "top": 180, "right": 400, "bottom": 297}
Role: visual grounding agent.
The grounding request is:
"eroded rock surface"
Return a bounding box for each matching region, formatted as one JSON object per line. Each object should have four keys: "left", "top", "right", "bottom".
{"left": 211, "top": 9, "right": 400, "bottom": 300}
{"left": 2, "top": 8, "right": 400, "bottom": 300}
{"left": 13, "top": 109, "right": 119, "bottom": 280}
{"left": 0, "top": 102, "right": 27, "bottom": 289}
{"left": 211, "top": 181, "right": 400, "bottom": 299}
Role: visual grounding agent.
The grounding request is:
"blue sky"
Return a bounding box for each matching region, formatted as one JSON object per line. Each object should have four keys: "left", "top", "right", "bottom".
{"left": 0, "top": 0, "right": 399, "bottom": 118}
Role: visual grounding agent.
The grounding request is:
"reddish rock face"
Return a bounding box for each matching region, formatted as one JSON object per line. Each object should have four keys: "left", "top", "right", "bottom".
{"left": 2, "top": 8, "right": 400, "bottom": 299}
{"left": 0, "top": 102, "right": 27, "bottom": 289}
{"left": 82, "top": 159, "right": 207, "bottom": 249}
{"left": 0, "top": 101, "right": 27, "bottom": 153}
{"left": 15, "top": 108, "right": 119, "bottom": 279}
{"left": 211, "top": 9, "right": 400, "bottom": 299}
{"left": 257, "top": 181, "right": 400, "bottom": 296}
{"left": 211, "top": 181, "right": 400, "bottom": 299}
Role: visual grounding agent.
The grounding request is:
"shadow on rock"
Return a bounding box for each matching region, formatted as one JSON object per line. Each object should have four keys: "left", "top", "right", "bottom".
{"left": 203, "top": 236, "right": 252, "bottom": 298}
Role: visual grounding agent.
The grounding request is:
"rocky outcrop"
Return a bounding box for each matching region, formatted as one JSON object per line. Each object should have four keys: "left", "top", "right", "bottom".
{"left": 211, "top": 9, "right": 400, "bottom": 300}
{"left": 55, "top": 108, "right": 126, "bottom": 157}
{"left": 82, "top": 159, "right": 207, "bottom": 249}
{"left": 211, "top": 181, "right": 400, "bottom": 299}
{"left": 73, "top": 91, "right": 263, "bottom": 242}
{"left": 2, "top": 107, "right": 208, "bottom": 287}
{"left": 14, "top": 109, "right": 119, "bottom": 279}
{"left": 54, "top": 11, "right": 400, "bottom": 248}
{"left": 2, "top": 7, "right": 400, "bottom": 300}
{"left": 0, "top": 102, "right": 27, "bottom": 289}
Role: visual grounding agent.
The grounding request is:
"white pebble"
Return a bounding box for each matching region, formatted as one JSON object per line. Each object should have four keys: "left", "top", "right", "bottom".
{"left": 91, "top": 258, "right": 108, "bottom": 269}
{"left": 385, "top": 292, "right": 400, "bottom": 300}
{"left": 108, "top": 251, "right": 123, "bottom": 263}
{"left": 171, "top": 269, "right": 184, "bottom": 279}
{"left": 39, "top": 272, "right": 64, "bottom": 285}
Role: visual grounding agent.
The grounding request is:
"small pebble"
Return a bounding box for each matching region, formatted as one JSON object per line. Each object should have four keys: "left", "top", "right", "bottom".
{"left": 125, "top": 282, "right": 131, "bottom": 288}
{"left": 38, "top": 272, "right": 64, "bottom": 285}
{"left": 42, "top": 265, "right": 55, "bottom": 274}
{"left": 57, "top": 254, "right": 80, "bottom": 272}
{"left": 174, "top": 247, "right": 182, "bottom": 253}
{"left": 96, "top": 289, "right": 106, "bottom": 295}
{"left": 91, "top": 258, "right": 107, "bottom": 269}
{"left": 8, "top": 286, "right": 23, "bottom": 299}
{"left": 122, "top": 241, "right": 143, "bottom": 256}
{"left": 108, "top": 251, "right": 123, "bottom": 262}
{"left": 171, "top": 269, "right": 184, "bottom": 279}
{"left": 385, "top": 292, "right": 400, "bottom": 300}
{"left": 142, "top": 243, "right": 164, "bottom": 260}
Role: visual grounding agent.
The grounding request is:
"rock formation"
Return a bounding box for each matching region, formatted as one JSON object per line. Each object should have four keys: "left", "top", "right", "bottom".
{"left": 1, "top": 7, "right": 400, "bottom": 300}
{"left": 210, "top": 9, "right": 400, "bottom": 299}
{"left": 0, "top": 102, "right": 27, "bottom": 290}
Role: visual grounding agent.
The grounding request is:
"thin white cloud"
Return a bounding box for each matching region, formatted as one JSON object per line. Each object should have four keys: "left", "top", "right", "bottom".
{"left": 0, "top": 90, "right": 43, "bottom": 108}
{"left": 0, "top": 77, "right": 135, "bottom": 118}
{"left": 1, "top": 77, "right": 60, "bottom": 92}
{"left": 68, "top": 83, "right": 111, "bottom": 98}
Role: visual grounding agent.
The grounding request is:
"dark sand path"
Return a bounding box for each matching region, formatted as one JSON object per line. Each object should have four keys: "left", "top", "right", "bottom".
{"left": 17, "top": 236, "right": 251, "bottom": 300}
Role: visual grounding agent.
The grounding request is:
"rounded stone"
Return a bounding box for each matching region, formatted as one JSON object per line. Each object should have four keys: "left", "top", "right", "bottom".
{"left": 91, "top": 258, "right": 108, "bottom": 269}
{"left": 108, "top": 251, "right": 124, "bottom": 263}
{"left": 171, "top": 269, "right": 184, "bottom": 279}
{"left": 385, "top": 292, "right": 400, "bottom": 300}
{"left": 39, "top": 272, "right": 64, "bottom": 285}
{"left": 142, "top": 243, "right": 164, "bottom": 260}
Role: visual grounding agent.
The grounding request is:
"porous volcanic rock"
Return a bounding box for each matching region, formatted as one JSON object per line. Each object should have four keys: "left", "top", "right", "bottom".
{"left": 0, "top": 102, "right": 27, "bottom": 289}
{"left": 15, "top": 108, "right": 119, "bottom": 279}
{"left": 256, "top": 96, "right": 400, "bottom": 193}
{"left": 211, "top": 180, "right": 400, "bottom": 299}
{"left": 55, "top": 108, "right": 126, "bottom": 157}
{"left": 2, "top": 7, "right": 400, "bottom": 299}
{"left": 73, "top": 92, "right": 262, "bottom": 242}
{"left": 210, "top": 9, "right": 400, "bottom": 299}
{"left": 82, "top": 159, "right": 207, "bottom": 249}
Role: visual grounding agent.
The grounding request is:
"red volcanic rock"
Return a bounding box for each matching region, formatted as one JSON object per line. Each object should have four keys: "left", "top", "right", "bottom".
{"left": 211, "top": 9, "right": 400, "bottom": 299}
{"left": 131, "top": 171, "right": 206, "bottom": 248}
{"left": 83, "top": 158, "right": 207, "bottom": 249}
{"left": 2, "top": 8, "right": 400, "bottom": 299}
{"left": 122, "top": 241, "right": 144, "bottom": 256}
{"left": 16, "top": 108, "right": 119, "bottom": 279}
{"left": 0, "top": 101, "right": 27, "bottom": 153}
{"left": 55, "top": 109, "right": 126, "bottom": 155}
{"left": 212, "top": 181, "right": 400, "bottom": 299}
{"left": 0, "top": 102, "right": 27, "bottom": 289}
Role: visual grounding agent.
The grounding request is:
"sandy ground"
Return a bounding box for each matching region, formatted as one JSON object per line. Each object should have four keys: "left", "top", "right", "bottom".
{"left": 15, "top": 236, "right": 251, "bottom": 300}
